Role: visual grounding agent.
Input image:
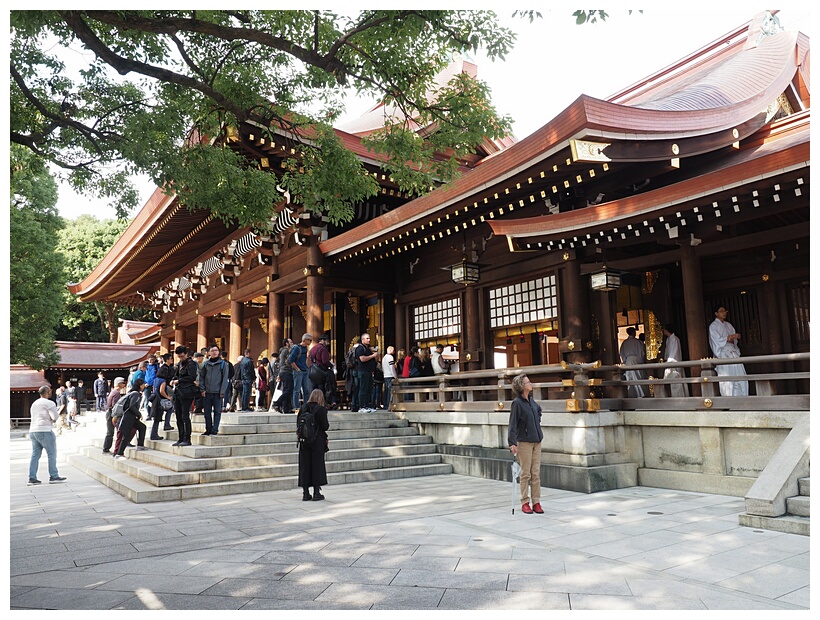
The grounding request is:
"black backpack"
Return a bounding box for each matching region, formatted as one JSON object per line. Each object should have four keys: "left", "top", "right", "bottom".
{"left": 296, "top": 406, "right": 318, "bottom": 446}
{"left": 345, "top": 347, "right": 358, "bottom": 369}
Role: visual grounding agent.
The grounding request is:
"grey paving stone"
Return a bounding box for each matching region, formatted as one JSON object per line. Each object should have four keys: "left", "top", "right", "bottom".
{"left": 715, "top": 564, "right": 811, "bottom": 599}
{"left": 283, "top": 564, "right": 399, "bottom": 585}
{"left": 568, "top": 593, "right": 707, "bottom": 610}
{"left": 255, "top": 549, "right": 359, "bottom": 567}
{"left": 508, "top": 572, "right": 632, "bottom": 596}
{"left": 776, "top": 585, "right": 810, "bottom": 608}
{"left": 165, "top": 547, "right": 271, "bottom": 563}
{"left": 113, "top": 592, "right": 252, "bottom": 610}
{"left": 352, "top": 552, "right": 460, "bottom": 571}
{"left": 456, "top": 556, "right": 565, "bottom": 576}
{"left": 438, "top": 588, "right": 570, "bottom": 609}
{"left": 77, "top": 558, "right": 205, "bottom": 576}
{"left": 239, "top": 597, "right": 371, "bottom": 610}
{"left": 391, "top": 567, "right": 508, "bottom": 590}
{"left": 202, "top": 577, "right": 331, "bottom": 600}
{"left": 181, "top": 561, "right": 296, "bottom": 578}
{"left": 314, "top": 582, "right": 445, "bottom": 608}
{"left": 10, "top": 586, "right": 136, "bottom": 610}
{"left": 94, "top": 573, "right": 223, "bottom": 595}
{"left": 413, "top": 544, "right": 514, "bottom": 559}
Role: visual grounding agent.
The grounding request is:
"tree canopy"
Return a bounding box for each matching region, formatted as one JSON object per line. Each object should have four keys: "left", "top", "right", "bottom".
{"left": 10, "top": 145, "right": 65, "bottom": 369}
{"left": 10, "top": 10, "right": 520, "bottom": 227}
{"left": 56, "top": 215, "right": 153, "bottom": 343}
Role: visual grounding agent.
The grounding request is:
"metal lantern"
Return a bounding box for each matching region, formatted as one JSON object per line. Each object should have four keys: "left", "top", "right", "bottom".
{"left": 590, "top": 266, "right": 621, "bottom": 291}
{"left": 450, "top": 256, "right": 480, "bottom": 285}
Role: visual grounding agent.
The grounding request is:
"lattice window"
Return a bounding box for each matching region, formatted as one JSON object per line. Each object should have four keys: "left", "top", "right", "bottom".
{"left": 413, "top": 298, "right": 461, "bottom": 341}
{"left": 489, "top": 275, "right": 558, "bottom": 329}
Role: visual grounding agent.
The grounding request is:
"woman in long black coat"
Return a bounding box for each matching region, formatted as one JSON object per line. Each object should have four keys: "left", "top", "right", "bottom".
{"left": 298, "top": 388, "right": 330, "bottom": 501}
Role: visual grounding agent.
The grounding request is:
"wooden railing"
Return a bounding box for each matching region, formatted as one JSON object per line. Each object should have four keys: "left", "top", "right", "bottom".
{"left": 390, "top": 352, "right": 810, "bottom": 412}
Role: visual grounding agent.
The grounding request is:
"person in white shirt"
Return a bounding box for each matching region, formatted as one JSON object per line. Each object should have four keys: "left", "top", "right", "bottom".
{"left": 28, "top": 385, "right": 67, "bottom": 485}
{"left": 381, "top": 346, "right": 397, "bottom": 409}
{"left": 662, "top": 324, "right": 688, "bottom": 397}
{"left": 709, "top": 306, "right": 749, "bottom": 396}
{"left": 431, "top": 344, "right": 450, "bottom": 375}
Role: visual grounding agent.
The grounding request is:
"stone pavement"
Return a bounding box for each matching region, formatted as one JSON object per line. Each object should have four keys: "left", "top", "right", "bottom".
{"left": 8, "top": 417, "right": 810, "bottom": 610}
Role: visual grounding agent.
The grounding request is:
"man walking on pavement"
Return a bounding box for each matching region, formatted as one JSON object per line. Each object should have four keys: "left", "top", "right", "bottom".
{"left": 28, "top": 384, "right": 67, "bottom": 485}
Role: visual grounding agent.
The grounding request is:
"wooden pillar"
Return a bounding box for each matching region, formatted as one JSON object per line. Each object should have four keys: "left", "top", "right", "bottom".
{"left": 268, "top": 292, "right": 284, "bottom": 358}
{"left": 395, "top": 302, "right": 407, "bottom": 353}
{"left": 679, "top": 243, "right": 707, "bottom": 396}
{"left": 561, "top": 257, "right": 591, "bottom": 364}
{"left": 230, "top": 299, "right": 244, "bottom": 361}
{"left": 463, "top": 284, "right": 481, "bottom": 369}
{"left": 174, "top": 327, "right": 186, "bottom": 350}
{"left": 196, "top": 311, "right": 208, "bottom": 352}
{"left": 596, "top": 290, "right": 616, "bottom": 366}
{"left": 305, "top": 240, "right": 324, "bottom": 340}
{"left": 160, "top": 335, "right": 171, "bottom": 355}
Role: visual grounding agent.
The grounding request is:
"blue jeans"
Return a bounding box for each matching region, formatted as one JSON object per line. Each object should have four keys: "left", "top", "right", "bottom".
{"left": 203, "top": 392, "right": 224, "bottom": 433}
{"left": 293, "top": 370, "right": 311, "bottom": 409}
{"left": 29, "top": 431, "right": 59, "bottom": 480}
{"left": 241, "top": 379, "right": 253, "bottom": 411}
{"left": 141, "top": 385, "right": 153, "bottom": 413}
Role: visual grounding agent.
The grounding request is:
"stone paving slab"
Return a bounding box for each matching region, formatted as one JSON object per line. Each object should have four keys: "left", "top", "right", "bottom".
{"left": 8, "top": 426, "right": 810, "bottom": 610}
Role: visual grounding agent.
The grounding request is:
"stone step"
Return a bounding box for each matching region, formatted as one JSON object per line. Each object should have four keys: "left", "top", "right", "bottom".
{"left": 82, "top": 440, "right": 440, "bottom": 472}
{"left": 738, "top": 513, "right": 809, "bottom": 536}
{"left": 798, "top": 477, "right": 809, "bottom": 496}
{"left": 786, "top": 495, "right": 810, "bottom": 517}
{"left": 82, "top": 445, "right": 446, "bottom": 486}
{"left": 186, "top": 416, "right": 409, "bottom": 436}
{"left": 67, "top": 451, "right": 452, "bottom": 503}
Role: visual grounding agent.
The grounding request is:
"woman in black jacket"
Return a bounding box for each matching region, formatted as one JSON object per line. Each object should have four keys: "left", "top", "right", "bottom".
{"left": 170, "top": 345, "right": 198, "bottom": 447}
{"left": 298, "top": 388, "right": 330, "bottom": 501}
{"left": 507, "top": 373, "right": 544, "bottom": 515}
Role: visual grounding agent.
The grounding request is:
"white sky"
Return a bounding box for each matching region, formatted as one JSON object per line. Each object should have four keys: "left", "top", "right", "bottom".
{"left": 52, "top": 6, "right": 812, "bottom": 220}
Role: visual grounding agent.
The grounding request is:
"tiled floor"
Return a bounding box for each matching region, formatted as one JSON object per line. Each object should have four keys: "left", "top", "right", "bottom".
{"left": 9, "top": 423, "right": 810, "bottom": 610}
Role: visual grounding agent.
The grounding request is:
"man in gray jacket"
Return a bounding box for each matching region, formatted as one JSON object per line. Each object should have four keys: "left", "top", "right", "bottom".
{"left": 198, "top": 344, "right": 230, "bottom": 436}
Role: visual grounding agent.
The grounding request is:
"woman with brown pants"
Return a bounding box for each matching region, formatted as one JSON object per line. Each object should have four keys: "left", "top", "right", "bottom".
{"left": 507, "top": 373, "right": 544, "bottom": 514}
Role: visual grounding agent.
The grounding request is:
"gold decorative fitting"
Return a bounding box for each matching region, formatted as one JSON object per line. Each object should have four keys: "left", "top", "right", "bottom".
{"left": 762, "top": 274, "right": 770, "bottom": 282}
{"left": 732, "top": 128, "right": 739, "bottom": 139}
{"left": 585, "top": 340, "right": 594, "bottom": 350}
{"left": 562, "top": 252, "right": 570, "bottom": 261}
{"left": 567, "top": 340, "right": 575, "bottom": 351}
{"left": 465, "top": 353, "right": 472, "bottom": 361}
{"left": 227, "top": 294, "right": 232, "bottom": 301}
{"left": 496, "top": 402, "right": 504, "bottom": 411}
{"left": 317, "top": 266, "right": 324, "bottom": 275}
{"left": 703, "top": 399, "right": 713, "bottom": 408}
{"left": 303, "top": 267, "right": 309, "bottom": 276}
{"left": 671, "top": 144, "right": 680, "bottom": 155}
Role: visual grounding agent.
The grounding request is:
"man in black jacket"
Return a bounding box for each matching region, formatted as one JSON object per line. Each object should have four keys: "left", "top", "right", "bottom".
{"left": 171, "top": 346, "right": 198, "bottom": 446}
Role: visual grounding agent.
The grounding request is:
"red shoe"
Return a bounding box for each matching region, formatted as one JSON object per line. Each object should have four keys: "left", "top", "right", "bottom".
{"left": 532, "top": 502, "right": 544, "bottom": 514}
{"left": 521, "top": 503, "right": 533, "bottom": 514}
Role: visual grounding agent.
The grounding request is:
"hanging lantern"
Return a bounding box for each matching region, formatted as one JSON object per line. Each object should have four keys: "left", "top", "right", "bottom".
{"left": 450, "top": 255, "right": 480, "bottom": 285}
{"left": 590, "top": 266, "right": 621, "bottom": 291}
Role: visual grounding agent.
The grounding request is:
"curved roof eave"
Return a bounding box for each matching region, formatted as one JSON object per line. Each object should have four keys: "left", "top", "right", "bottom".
{"left": 487, "top": 118, "right": 809, "bottom": 241}
{"left": 319, "top": 31, "right": 802, "bottom": 258}
{"left": 68, "top": 187, "right": 177, "bottom": 299}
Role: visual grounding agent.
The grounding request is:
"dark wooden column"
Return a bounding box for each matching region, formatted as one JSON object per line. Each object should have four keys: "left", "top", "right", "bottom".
{"left": 463, "top": 284, "right": 481, "bottom": 369}
{"left": 560, "top": 256, "right": 591, "bottom": 364}
{"left": 679, "top": 243, "right": 707, "bottom": 395}
{"left": 174, "top": 326, "right": 186, "bottom": 350}
{"left": 395, "top": 301, "right": 407, "bottom": 352}
{"left": 268, "top": 292, "right": 284, "bottom": 357}
{"left": 305, "top": 239, "right": 324, "bottom": 340}
{"left": 229, "top": 299, "right": 244, "bottom": 361}
{"left": 196, "top": 310, "right": 208, "bottom": 352}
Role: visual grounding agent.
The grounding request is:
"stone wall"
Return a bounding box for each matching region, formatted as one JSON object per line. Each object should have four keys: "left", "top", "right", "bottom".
{"left": 398, "top": 408, "right": 808, "bottom": 496}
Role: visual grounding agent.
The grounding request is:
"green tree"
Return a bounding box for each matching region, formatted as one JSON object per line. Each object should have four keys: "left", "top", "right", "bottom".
{"left": 10, "top": 10, "right": 518, "bottom": 227}
{"left": 9, "top": 145, "right": 65, "bottom": 369}
{"left": 56, "top": 215, "right": 152, "bottom": 342}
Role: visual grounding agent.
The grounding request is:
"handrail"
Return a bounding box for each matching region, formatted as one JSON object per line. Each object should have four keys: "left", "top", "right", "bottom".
{"left": 390, "top": 352, "right": 809, "bottom": 411}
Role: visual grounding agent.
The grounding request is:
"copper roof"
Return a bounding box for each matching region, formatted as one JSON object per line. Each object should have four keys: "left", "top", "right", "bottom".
{"left": 319, "top": 25, "right": 806, "bottom": 261}
{"left": 9, "top": 365, "right": 47, "bottom": 392}
{"left": 52, "top": 341, "right": 160, "bottom": 369}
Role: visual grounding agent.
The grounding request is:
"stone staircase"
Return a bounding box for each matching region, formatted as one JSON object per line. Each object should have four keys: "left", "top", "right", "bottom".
{"left": 67, "top": 409, "right": 452, "bottom": 503}
{"left": 739, "top": 476, "right": 810, "bottom": 536}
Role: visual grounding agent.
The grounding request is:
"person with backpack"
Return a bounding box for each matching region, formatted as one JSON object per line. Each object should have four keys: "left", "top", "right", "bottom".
{"left": 220, "top": 350, "right": 235, "bottom": 411}
{"left": 102, "top": 377, "right": 126, "bottom": 454}
{"left": 198, "top": 344, "right": 230, "bottom": 435}
{"left": 274, "top": 339, "right": 294, "bottom": 413}
{"left": 297, "top": 388, "right": 330, "bottom": 501}
{"left": 113, "top": 378, "right": 148, "bottom": 459}
{"left": 149, "top": 354, "right": 174, "bottom": 441}
{"left": 289, "top": 333, "right": 313, "bottom": 412}
{"left": 309, "top": 333, "right": 336, "bottom": 409}
{"left": 343, "top": 337, "right": 360, "bottom": 411}
{"left": 238, "top": 348, "right": 256, "bottom": 411}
